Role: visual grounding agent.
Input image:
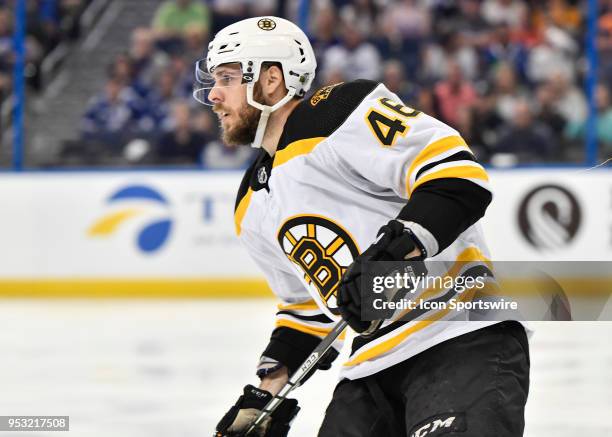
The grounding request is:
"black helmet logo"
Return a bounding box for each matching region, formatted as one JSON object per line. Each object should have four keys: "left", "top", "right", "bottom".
{"left": 518, "top": 184, "right": 581, "bottom": 250}
{"left": 257, "top": 18, "right": 276, "bottom": 31}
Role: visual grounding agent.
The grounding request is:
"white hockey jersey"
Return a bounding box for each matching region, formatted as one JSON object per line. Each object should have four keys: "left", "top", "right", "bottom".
{"left": 234, "top": 80, "right": 503, "bottom": 380}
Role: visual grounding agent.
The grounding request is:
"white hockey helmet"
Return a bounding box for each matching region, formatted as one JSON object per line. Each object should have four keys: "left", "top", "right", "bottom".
{"left": 194, "top": 16, "right": 317, "bottom": 148}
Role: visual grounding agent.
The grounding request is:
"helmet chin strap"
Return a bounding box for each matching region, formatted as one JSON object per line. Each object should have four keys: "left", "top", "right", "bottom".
{"left": 246, "top": 83, "right": 297, "bottom": 149}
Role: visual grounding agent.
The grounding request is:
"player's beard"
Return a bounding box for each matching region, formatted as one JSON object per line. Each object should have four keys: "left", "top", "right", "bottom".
{"left": 214, "top": 84, "right": 263, "bottom": 147}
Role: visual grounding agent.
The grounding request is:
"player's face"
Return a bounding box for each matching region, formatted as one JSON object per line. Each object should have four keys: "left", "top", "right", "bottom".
{"left": 208, "top": 65, "right": 262, "bottom": 146}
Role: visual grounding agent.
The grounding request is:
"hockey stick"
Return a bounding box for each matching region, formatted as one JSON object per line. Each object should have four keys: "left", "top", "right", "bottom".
{"left": 243, "top": 319, "right": 348, "bottom": 436}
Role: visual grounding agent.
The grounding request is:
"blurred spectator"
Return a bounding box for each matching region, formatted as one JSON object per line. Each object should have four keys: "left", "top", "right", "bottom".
{"left": 482, "top": 23, "right": 529, "bottom": 81}
{"left": 415, "top": 87, "right": 438, "bottom": 118}
{"left": 108, "top": 53, "right": 152, "bottom": 100}
{"left": 422, "top": 31, "right": 478, "bottom": 81}
{"left": 433, "top": 61, "right": 478, "bottom": 128}
{"left": 546, "top": 70, "right": 587, "bottom": 124}
{"left": 129, "top": 27, "right": 169, "bottom": 89}
{"left": 322, "top": 18, "right": 382, "bottom": 82}
{"left": 382, "top": 59, "right": 414, "bottom": 102}
{"left": 310, "top": 4, "right": 340, "bottom": 74}
{"left": 489, "top": 62, "right": 528, "bottom": 123}
{"left": 183, "top": 24, "right": 208, "bottom": 63}
{"left": 80, "top": 75, "right": 145, "bottom": 148}
{"left": 452, "top": 0, "right": 490, "bottom": 48}
{"left": 167, "top": 53, "right": 194, "bottom": 99}
{"left": 377, "top": 0, "right": 430, "bottom": 78}
{"left": 71, "top": 0, "right": 595, "bottom": 167}
{"left": 495, "top": 99, "right": 555, "bottom": 161}
{"left": 209, "top": 0, "right": 248, "bottom": 34}
{"left": 209, "top": 0, "right": 277, "bottom": 35}
{"left": 143, "top": 68, "right": 180, "bottom": 132}
{"left": 599, "top": 0, "right": 612, "bottom": 89}
{"left": 566, "top": 84, "right": 612, "bottom": 151}
{"left": 25, "top": 0, "right": 60, "bottom": 55}
{"left": 456, "top": 103, "right": 492, "bottom": 161}
{"left": 534, "top": 82, "right": 567, "bottom": 137}
{"left": 380, "top": 0, "right": 430, "bottom": 40}
{"left": 546, "top": 0, "right": 582, "bottom": 36}
{"left": 481, "top": 0, "right": 527, "bottom": 28}
{"left": 0, "top": 7, "right": 13, "bottom": 97}
{"left": 320, "top": 68, "right": 346, "bottom": 87}
{"left": 338, "top": 0, "right": 380, "bottom": 38}
{"left": 152, "top": 0, "right": 210, "bottom": 52}
{"left": 58, "top": 0, "right": 88, "bottom": 40}
{"left": 527, "top": 25, "right": 578, "bottom": 83}
{"left": 203, "top": 139, "right": 257, "bottom": 169}
{"left": 155, "top": 101, "right": 208, "bottom": 164}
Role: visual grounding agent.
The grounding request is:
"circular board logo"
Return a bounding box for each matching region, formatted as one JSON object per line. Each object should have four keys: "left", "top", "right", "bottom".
{"left": 517, "top": 184, "right": 581, "bottom": 250}
{"left": 277, "top": 216, "right": 360, "bottom": 311}
{"left": 257, "top": 18, "right": 276, "bottom": 31}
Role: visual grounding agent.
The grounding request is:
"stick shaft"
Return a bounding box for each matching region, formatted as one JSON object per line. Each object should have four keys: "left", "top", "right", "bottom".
{"left": 245, "top": 320, "right": 348, "bottom": 435}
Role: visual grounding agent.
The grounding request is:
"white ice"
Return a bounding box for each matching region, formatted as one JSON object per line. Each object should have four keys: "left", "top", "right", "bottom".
{"left": 1, "top": 300, "right": 611, "bottom": 436}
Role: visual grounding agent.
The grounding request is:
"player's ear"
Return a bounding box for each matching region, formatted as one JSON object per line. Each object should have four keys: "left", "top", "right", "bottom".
{"left": 261, "top": 65, "right": 285, "bottom": 100}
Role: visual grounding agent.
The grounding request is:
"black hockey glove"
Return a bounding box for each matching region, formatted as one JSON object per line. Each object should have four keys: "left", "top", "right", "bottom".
{"left": 214, "top": 385, "right": 299, "bottom": 437}
{"left": 337, "top": 220, "right": 426, "bottom": 334}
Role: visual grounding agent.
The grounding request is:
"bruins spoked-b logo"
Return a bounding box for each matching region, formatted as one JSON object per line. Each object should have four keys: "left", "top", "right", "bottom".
{"left": 257, "top": 18, "right": 276, "bottom": 31}
{"left": 277, "top": 216, "right": 360, "bottom": 311}
{"left": 518, "top": 184, "right": 581, "bottom": 250}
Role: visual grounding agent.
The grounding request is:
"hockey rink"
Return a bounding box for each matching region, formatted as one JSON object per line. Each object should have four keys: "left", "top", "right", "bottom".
{"left": 1, "top": 299, "right": 611, "bottom": 437}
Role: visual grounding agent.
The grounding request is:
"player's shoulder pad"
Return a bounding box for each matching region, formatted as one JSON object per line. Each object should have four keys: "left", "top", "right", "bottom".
{"left": 277, "top": 80, "right": 379, "bottom": 150}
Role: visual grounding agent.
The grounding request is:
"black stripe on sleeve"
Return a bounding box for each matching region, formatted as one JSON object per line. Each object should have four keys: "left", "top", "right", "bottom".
{"left": 276, "top": 311, "right": 335, "bottom": 323}
{"left": 398, "top": 178, "right": 492, "bottom": 253}
{"left": 261, "top": 327, "right": 339, "bottom": 376}
{"left": 414, "top": 151, "right": 476, "bottom": 181}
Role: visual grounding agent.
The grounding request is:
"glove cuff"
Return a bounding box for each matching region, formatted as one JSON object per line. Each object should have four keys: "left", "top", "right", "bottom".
{"left": 395, "top": 220, "right": 431, "bottom": 258}
{"left": 241, "top": 384, "right": 273, "bottom": 410}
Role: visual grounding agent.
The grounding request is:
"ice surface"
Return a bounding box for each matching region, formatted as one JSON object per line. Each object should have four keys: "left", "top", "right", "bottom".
{"left": 0, "top": 300, "right": 611, "bottom": 436}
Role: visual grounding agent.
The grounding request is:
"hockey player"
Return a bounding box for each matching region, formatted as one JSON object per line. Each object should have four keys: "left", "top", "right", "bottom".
{"left": 195, "top": 16, "right": 530, "bottom": 437}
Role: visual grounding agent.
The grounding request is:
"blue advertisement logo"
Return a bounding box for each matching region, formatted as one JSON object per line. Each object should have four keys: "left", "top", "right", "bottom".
{"left": 88, "top": 185, "right": 173, "bottom": 253}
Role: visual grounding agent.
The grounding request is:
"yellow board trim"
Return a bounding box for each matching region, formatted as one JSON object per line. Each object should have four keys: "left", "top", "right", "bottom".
{"left": 234, "top": 188, "right": 253, "bottom": 236}
{"left": 272, "top": 137, "right": 326, "bottom": 168}
{"left": 410, "top": 165, "right": 489, "bottom": 195}
{"left": 0, "top": 276, "right": 609, "bottom": 298}
{"left": 0, "top": 279, "right": 273, "bottom": 298}
{"left": 405, "top": 135, "right": 468, "bottom": 195}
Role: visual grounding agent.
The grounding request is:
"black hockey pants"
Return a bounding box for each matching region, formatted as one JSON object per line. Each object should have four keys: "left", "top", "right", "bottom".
{"left": 318, "top": 321, "right": 530, "bottom": 437}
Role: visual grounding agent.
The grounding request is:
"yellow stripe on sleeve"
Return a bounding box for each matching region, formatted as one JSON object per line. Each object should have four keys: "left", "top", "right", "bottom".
{"left": 276, "top": 318, "right": 347, "bottom": 339}
{"left": 410, "top": 165, "right": 489, "bottom": 195}
{"left": 405, "top": 135, "right": 468, "bottom": 195}
{"left": 277, "top": 300, "right": 319, "bottom": 311}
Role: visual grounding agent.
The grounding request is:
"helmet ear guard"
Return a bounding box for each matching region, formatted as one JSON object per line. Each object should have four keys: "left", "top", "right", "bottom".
{"left": 196, "top": 16, "right": 317, "bottom": 148}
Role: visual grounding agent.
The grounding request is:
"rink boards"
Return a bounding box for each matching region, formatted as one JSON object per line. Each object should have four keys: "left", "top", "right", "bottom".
{"left": 0, "top": 169, "right": 610, "bottom": 296}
